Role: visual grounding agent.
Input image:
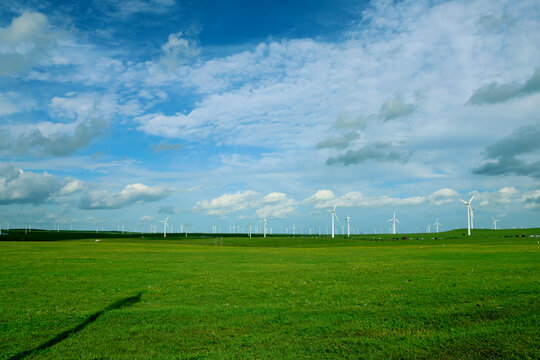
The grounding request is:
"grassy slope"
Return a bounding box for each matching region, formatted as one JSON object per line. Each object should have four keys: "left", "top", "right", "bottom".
{"left": 0, "top": 230, "right": 538, "bottom": 359}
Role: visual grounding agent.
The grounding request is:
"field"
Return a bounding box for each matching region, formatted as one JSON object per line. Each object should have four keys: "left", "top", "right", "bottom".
{"left": 1, "top": 229, "right": 539, "bottom": 359}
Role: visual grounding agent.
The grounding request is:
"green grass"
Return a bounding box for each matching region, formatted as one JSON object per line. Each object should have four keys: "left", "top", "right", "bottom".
{"left": 1, "top": 229, "right": 539, "bottom": 359}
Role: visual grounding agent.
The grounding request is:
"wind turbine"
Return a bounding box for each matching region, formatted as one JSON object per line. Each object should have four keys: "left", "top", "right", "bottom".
{"left": 387, "top": 212, "right": 400, "bottom": 234}
{"left": 328, "top": 205, "right": 340, "bottom": 238}
{"left": 262, "top": 218, "right": 267, "bottom": 238}
{"left": 433, "top": 218, "right": 441, "bottom": 233}
{"left": 492, "top": 216, "right": 500, "bottom": 230}
{"left": 247, "top": 221, "right": 253, "bottom": 238}
{"left": 160, "top": 216, "right": 169, "bottom": 238}
{"left": 345, "top": 216, "right": 351, "bottom": 237}
{"left": 459, "top": 192, "right": 476, "bottom": 236}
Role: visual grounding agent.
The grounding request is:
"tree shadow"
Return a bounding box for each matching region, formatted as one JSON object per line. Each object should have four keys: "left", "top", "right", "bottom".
{"left": 8, "top": 292, "right": 142, "bottom": 360}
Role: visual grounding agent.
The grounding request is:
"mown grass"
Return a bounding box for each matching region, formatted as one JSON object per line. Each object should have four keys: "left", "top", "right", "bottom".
{"left": 0, "top": 229, "right": 538, "bottom": 359}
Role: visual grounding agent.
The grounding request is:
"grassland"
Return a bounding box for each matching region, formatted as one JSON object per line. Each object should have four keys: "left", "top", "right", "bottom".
{"left": 1, "top": 229, "right": 539, "bottom": 359}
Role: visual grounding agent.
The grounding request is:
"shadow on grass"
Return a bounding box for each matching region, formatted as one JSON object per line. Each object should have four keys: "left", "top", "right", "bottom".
{"left": 8, "top": 292, "right": 142, "bottom": 360}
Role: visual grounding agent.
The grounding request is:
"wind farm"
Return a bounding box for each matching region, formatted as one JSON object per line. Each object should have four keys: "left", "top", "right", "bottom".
{"left": 1, "top": 0, "right": 540, "bottom": 358}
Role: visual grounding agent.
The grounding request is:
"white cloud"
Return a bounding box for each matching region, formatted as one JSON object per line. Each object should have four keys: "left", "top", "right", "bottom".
{"left": 521, "top": 190, "right": 540, "bottom": 209}
{"left": 140, "top": 215, "right": 154, "bottom": 222}
{"left": 193, "top": 191, "right": 297, "bottom": 218}
{"left": 305, "top": 189, "right": 335, "bottom": 203}
{"left": 58, "top": 179, "right": 86, "bottom": 196}
{"left": 0, "top": 12, "right": 60, "bottom": 76}
{"left": 262, "top": 192, "right": 287, "bottom": 203}
{"left": 79, "top": 183, "right": 169, "bottom": 209}
{"left": 256, "top": 193, "right": 296, "bottom": 219}
{"left": 160, "top": 32, "right": 200, "bottom": 69}
{"left": 428, "top": 188, "right": 459, "bottom": 206}
{"left": 307, "top": 190, "right": 425, "bottom": 209}
{"left": 193, "top": 190, "right": 259, "bottom": 216}
{"left": 8, "top": 118, "right": 109, "bottom": 157}
{"left": 0, "top": 166, "right": 80, "bottom": 204}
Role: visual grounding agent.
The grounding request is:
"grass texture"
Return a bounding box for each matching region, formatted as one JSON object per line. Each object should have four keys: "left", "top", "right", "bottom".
{"left": 1, "top": 229, "right": 538, "bottom": 359}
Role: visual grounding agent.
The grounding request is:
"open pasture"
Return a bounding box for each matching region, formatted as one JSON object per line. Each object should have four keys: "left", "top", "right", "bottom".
{"left": 1, "top": 230, "right": 539, "bottom": 359}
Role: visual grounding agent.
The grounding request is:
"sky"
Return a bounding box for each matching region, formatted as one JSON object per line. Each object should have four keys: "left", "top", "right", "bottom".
{"left": 0, "top": 0, "right": 539, "bottom": 234}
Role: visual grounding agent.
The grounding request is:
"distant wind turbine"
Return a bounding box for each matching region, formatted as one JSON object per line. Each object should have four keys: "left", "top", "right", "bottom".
{"left": 387, "top": 212, "right": 400, "bottom": 234}
{"left": 328, "top": 205, "right": 340, "bottom": 238}
{"left": 345, "top": 216, "right": 351, "bottom": 237}
{"left": 261, "top": 218, "right": 267, "bottom": 238}
{"left": 160, "top": 216, "right": 169, "bottom": 238}
{"left": 459, "top": 192, "right": 476, "bottom": 236}
{"left": 433, "top": 218, "right": 441, "bottom": 233}
{"left": 492, "top": 216, "right": 500, "bottom": 230}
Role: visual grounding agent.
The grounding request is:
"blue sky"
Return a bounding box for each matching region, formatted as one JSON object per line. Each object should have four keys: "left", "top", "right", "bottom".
{"left": 1, "top": 0, "right": 539, "bottom": 234}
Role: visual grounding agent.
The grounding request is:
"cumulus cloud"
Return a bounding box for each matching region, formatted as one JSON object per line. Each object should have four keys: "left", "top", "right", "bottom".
{"left": 160, "top": 32, "right": 200, "bottom": 69}
{"left": 378, "top": 95, "right": 416, "bottom": 121}
{"left": 58, "top": 179, "right": 86, "bottom": 196}
{"left": 316, "top": 132, "right": 359, "bottom": 150}
{"left": 10, "top": 118, "right": 109, "bottom": 157}
{"left": 0, "top": 166, "right": 82, "bottom": 204}
{"left": 0, "top": 12, "right": 60, "bottom": 76}
{"left": 307, "top": 190, "right": 425, "bottom": 209}
{"left": 262, "top": 192, "right": 287, "bottom": 203}
{"left": 193, "top": 191, "right": 297, "bottom": 218}
{"left": 428, "top": 188, "right": 459, "bottom": 206}
{"left": 473, "top": 124, "right": 540, "bottom": 178}
{"left": 79, "top": 183, "right": 169, "bottom": 209}
{"left": 472, "top": 187, "right": 522, "bottom": 208}
{"left": 140, "top": 215, "right": 154, "bottom": 222}
{"left": 193, "top": 190, "right": 259, "bottom": 216}
{"left": 256, "top": 193, "right": 296, "bottom": 219}
{"left": 304, "top": 189, "right": 335, "bottom": 204}
{"left": 468, "top": 67, "right": 540, "bottom": 105}
{"left": 327, "top": 142, "right": 410, "bottom": 166}
{"left": 521, "top": 190, "right": 540, "bottom": 209}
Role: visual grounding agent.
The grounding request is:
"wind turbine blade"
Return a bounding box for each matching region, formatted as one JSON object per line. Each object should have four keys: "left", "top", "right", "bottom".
{"left": 387, "top": 218, "right": 393, "bottom": 222}
{"left": 333, "top": 204, "right": 337, "bottom": 211}
{"left": 165, "top": 216, "right": 169, "bottom": 222}
{"left": 395, "top": 219, "right": 400, "bottom": 223}
{"left": 469, "top": 192, "right": 476, "bottom": 203}
{"left": 458, "top": 199, "right": 468, "bottom": 205}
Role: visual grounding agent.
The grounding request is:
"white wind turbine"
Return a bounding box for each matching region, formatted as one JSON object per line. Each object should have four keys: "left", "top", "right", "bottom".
{"left": 492, "top": 216, "right": 500, "bottom": 230}
{"left": 261, "top": 218, "right": 267, "bottom": 238}
{"left": 387, "top": 212, "right": 400, "bottom": 234}
{"left": 247, "top": 221, "right": 253, "bottom": 238}
{"left": 433, "top": 218, "right": 441, "bottom": 233}
{"left": 160, "top": 216, "right": 169, "bottom": 238}
{"left": 459, "top": 192, "right": 476, "bottom": 236}
{"left": 328, "top": 205, "right": 340, "bottom": 238}
{"left": 345, "top": 216, "right": 351, "bottom": 237}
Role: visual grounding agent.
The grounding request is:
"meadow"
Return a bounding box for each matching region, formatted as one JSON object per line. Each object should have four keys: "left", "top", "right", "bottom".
{"left": 1, "top": 229, "right": 538, "bottom": 359}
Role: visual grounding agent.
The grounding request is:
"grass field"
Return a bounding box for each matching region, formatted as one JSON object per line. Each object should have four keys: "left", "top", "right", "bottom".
{"left": 1, "top": 229, "right": 539, "bottom": 359}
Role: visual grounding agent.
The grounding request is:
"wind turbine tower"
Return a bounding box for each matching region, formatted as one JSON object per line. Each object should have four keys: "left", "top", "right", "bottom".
{"left": 387, "top": 212, "right": 400, "bottom": 234}
{"left": 345, "top": 216, "right": 351, "bottom": 237}
{"left": 160, "top": 216, "right": 169, "bottom": 238}
{"left": 328, "top": 205, "right": 340, "bottom": 238}
{"left": 459, "top": 192, "right": 476, "bottom": 236}
{"left": 433, "top": 218, "right": 441, "bottom": 233}
{"left": 492, "top": 216, "right": 500, "bottom": 230}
